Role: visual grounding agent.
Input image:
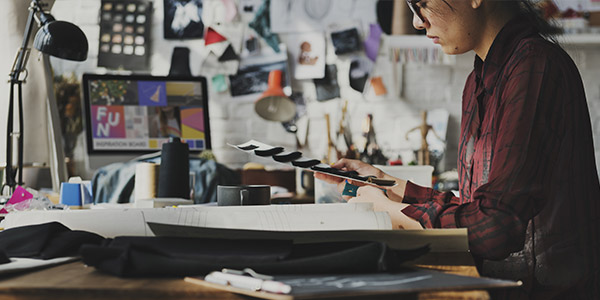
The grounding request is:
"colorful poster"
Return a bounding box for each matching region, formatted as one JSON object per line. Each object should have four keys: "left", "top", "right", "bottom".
{"left": 138, "top": 81, "right": 167, "bottom": 106}
{"left": 124, "top": 106, "right": 149, "bottom": 138}
{"left": 92, "top": 105, "right": 126, "bottom": 138}
{"left": 181, "top": 107, "right": 205, "bottom": 139}
{"left": 166, "top": 82, "right": 203, "bottom": 105}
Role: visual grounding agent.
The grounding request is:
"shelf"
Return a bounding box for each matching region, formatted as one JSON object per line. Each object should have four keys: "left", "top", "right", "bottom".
{"left": 384, "top": 33, "right": 600, "bottom": 48}
{"left": 557, "top": 33, "right": 600, "bottom": 44}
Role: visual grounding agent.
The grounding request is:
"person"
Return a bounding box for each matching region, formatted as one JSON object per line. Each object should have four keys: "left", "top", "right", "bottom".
{"left": 149, "top": 106, "right": 182, "bottom": 138}
{"left": 315, "top": 0, "right": 600, "bottom": 299}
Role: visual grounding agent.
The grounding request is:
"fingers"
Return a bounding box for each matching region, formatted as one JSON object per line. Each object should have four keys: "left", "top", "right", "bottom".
{"left": 356, "top": 185, "right": 384, "bottom": 197}
{"left": 347, "top": 186, "right": 387, "bottom": 204}
{"left": 331, "top": 158, "right": 362, "bottom": 170}
{"left": 313, "top": 172, "right": 343, "bottom": 185}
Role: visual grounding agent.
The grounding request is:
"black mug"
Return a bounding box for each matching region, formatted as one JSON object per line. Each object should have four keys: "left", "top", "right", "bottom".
{"left": 217, "top": 185, "right": 271, "bottom": 206}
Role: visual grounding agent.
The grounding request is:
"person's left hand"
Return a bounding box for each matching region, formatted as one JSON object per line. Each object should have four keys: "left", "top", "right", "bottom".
{"left": 348, "top": 186, "right": 423, "bottom": 230}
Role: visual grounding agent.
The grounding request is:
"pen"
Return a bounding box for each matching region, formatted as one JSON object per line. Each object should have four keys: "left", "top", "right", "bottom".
{"left": 205, "top": 271, "right": 292, "bottom": 294}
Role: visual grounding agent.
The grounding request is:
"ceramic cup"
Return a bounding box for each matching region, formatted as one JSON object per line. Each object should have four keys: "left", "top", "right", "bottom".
{"left": 295, "top": 169, "right": 315, "bottom": 197}
{"left": 217, "top": 185, "right": 271, "bottom": 206}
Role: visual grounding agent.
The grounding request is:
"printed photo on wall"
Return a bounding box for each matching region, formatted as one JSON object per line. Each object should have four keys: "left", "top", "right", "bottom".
{"left": 313, "top": 64, "right": 340, "bottom": 101}
{"left": 228, "top": 44, "right": 291, "bottom": 100}
{"left": 163, "top": 0, "right": 204, "bottom": 39}
{"left": 349, "top": 56, "right": 373, "bottom": 93}
{"left": 89, "top": 80, "right": 139, "bottom": 105}
{"left": 98, "top": 0, "right": 152, "bottom": 70}
{"left": 269, "top": 0, "right": 378, "bottom": 33}
{"left": 287, "top": 32, "right": 326, "bottom": 80}
{"left": 238, "top": 0, "right": 263, "bottom": 22}
{"left": 148, "top": 106, "right": 182, "bottom": 138}
{"left": 331, "top": 27, "right": 361, "bottom": 55}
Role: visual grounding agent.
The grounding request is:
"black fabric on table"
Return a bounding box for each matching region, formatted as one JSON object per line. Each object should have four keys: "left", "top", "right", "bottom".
{"left": 0, "top": 222, "right": 104, "bottom": 262}
{"left": 81, "top": 236, "right": 429, "bottom": 278}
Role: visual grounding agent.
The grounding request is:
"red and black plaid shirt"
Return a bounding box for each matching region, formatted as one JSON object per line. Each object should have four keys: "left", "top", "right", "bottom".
{"left": 401, "top": 16, "right": 599, "bottom": 299}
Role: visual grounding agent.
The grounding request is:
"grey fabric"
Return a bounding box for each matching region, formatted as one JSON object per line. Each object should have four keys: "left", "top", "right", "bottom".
{"left": 91, "top": 154, "right": 239, "bottom": 204}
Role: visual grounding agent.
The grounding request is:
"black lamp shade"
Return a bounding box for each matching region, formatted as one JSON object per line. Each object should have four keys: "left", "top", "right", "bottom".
{"left": 33, "top": 20, "right": 88, "bottom": 61}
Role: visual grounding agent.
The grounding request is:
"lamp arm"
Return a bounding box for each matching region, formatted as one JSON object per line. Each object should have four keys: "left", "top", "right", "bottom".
{"left": 9, "top": 1, "right": 42, "bottom": 83}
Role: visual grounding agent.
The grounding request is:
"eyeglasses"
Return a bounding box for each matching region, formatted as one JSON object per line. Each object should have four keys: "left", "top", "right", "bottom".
{"left": 406, "top": 0, "right": 425, "bottom": 23}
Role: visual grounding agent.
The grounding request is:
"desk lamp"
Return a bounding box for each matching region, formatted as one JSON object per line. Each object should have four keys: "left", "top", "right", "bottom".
{"left": 3, "top": 0, "right": 88, "bottom": 193}
{"left": 254, "top": 70, "right": 296, "bottom": 122}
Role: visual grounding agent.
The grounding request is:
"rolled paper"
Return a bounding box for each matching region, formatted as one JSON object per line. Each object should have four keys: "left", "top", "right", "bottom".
{"left": 134, "top": 162, "right": 160, "bottom": 201}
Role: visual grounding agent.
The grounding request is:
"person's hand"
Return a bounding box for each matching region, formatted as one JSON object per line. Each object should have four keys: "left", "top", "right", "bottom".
{"left": 313, "top": 158, "right": 383, "bottom": 184}
{"left": 313, "top": 158, "right": 408, "bottom": 202}
{"left": 313, "top": 159, "right": 384, "bottom": 199}
{"left": 348, "top": 186, "right": 423, "bottom": 230}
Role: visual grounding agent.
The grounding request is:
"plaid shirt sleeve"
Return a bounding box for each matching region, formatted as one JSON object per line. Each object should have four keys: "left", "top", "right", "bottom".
{"left": 402, "top": 51, "right": 561, "bottom": 260}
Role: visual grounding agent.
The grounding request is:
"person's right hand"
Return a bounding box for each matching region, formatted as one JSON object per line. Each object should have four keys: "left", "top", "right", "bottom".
{"left": 313, "top": 158, "right": 385, "bottom": 199}
{"left": 313, "top": 158, "right": 408, "bottom": 202}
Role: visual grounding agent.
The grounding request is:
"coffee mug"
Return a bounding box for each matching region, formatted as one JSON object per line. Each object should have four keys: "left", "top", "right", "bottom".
{"left": 217, "top": 185, "right": 271, "bottom": 206}
{"left": 295, "top": 169, "right": 315, "bottom": 196}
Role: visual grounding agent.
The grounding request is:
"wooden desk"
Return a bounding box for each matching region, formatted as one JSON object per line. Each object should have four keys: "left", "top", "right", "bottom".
{"left": 0, "top": 261, "right": 489, "bottom": 300}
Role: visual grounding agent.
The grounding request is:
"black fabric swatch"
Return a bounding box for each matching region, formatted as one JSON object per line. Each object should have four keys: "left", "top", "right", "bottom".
{"left": 0, "top": 222, "right": 104, "bottom": 260}
{"left": 0, "top": 251, "right": 10, "bottom": 265}
{"left": 81, "top": 236, "right": 429, "bottom": 277}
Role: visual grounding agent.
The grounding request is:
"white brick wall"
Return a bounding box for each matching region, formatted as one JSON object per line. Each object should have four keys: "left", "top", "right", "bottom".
{"left": 49, "top": 0, "right": 600, "bottom": 178}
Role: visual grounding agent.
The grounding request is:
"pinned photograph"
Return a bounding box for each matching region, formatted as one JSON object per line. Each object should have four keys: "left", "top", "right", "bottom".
{"left": 314, "top": 64, "right": 340, "bottom": 101}
{"left": 287, "top": 32, "right": 325, "bottom": 80}
{"left": 163, "top": 0, "right": 204, "bottom": 39}
{"left": 89, "top": 80, "right": 139, "bottom": 105}
{"left": 98, "top": 0, "right": 152, "bottom": 70}
{"left": 228, "top": 45, "right": 291, "bottom": 99}
{"left": 269, "top": 0, "right": 378, "bottom": 33}
{"left": 349, "top": 56, "right": 373, "bottom": 93}
{"left": 331, "top": 27, "right": 361, "bottom": 55}
{"left": 148, "top": 106, "right": 182, "bottom": 138}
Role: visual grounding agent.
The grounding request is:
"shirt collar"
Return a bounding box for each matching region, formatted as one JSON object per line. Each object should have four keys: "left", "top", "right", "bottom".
{"left": 473, "top": 15, "right": 539, "bottom": 93}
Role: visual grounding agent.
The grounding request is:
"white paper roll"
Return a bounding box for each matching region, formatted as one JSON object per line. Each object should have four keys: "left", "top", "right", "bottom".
{"left": 134, "top": 162, "right": 159, "bottom": 201}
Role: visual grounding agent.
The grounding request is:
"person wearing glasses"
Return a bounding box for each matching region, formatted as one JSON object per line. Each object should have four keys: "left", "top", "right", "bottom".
{"left": 315, "top": 0, "right": 599, "bottom": 299}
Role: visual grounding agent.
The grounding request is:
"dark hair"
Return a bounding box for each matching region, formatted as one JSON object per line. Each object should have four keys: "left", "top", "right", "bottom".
{"left": 517, "top": 0, "right": 562, "bottom": 41}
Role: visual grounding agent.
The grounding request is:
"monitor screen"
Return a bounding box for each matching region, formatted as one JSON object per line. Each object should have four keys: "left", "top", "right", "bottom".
{"left": 82, "top": 74, "right": 210, "bottom": 154}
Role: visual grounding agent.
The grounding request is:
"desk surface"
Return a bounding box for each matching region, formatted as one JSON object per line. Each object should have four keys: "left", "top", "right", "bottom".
{"left": 0, "top": 261, "right": 490, "bottom": 300}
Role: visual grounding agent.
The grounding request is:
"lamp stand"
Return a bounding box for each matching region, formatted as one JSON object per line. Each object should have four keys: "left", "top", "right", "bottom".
{"left": 3, "top": 0, "right": 81, "bottom": 194}
{"left": 42, "top": 54, "right": 68, "bottom": 191}
{"left": 3, "top": 0, "right": 40, "bottom": 194}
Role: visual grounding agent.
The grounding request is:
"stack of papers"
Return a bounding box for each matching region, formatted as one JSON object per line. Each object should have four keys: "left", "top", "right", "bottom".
{"left": 0, "top": 203, "right": 468, "bottom": 252}
{"left": 0, "top": 203, "right": 390, "bottom": 237}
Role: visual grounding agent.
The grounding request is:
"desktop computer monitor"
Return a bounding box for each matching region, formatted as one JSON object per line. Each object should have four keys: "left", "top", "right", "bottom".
{"left": 81, "top": 73, "right": 210, "bottom": 170}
